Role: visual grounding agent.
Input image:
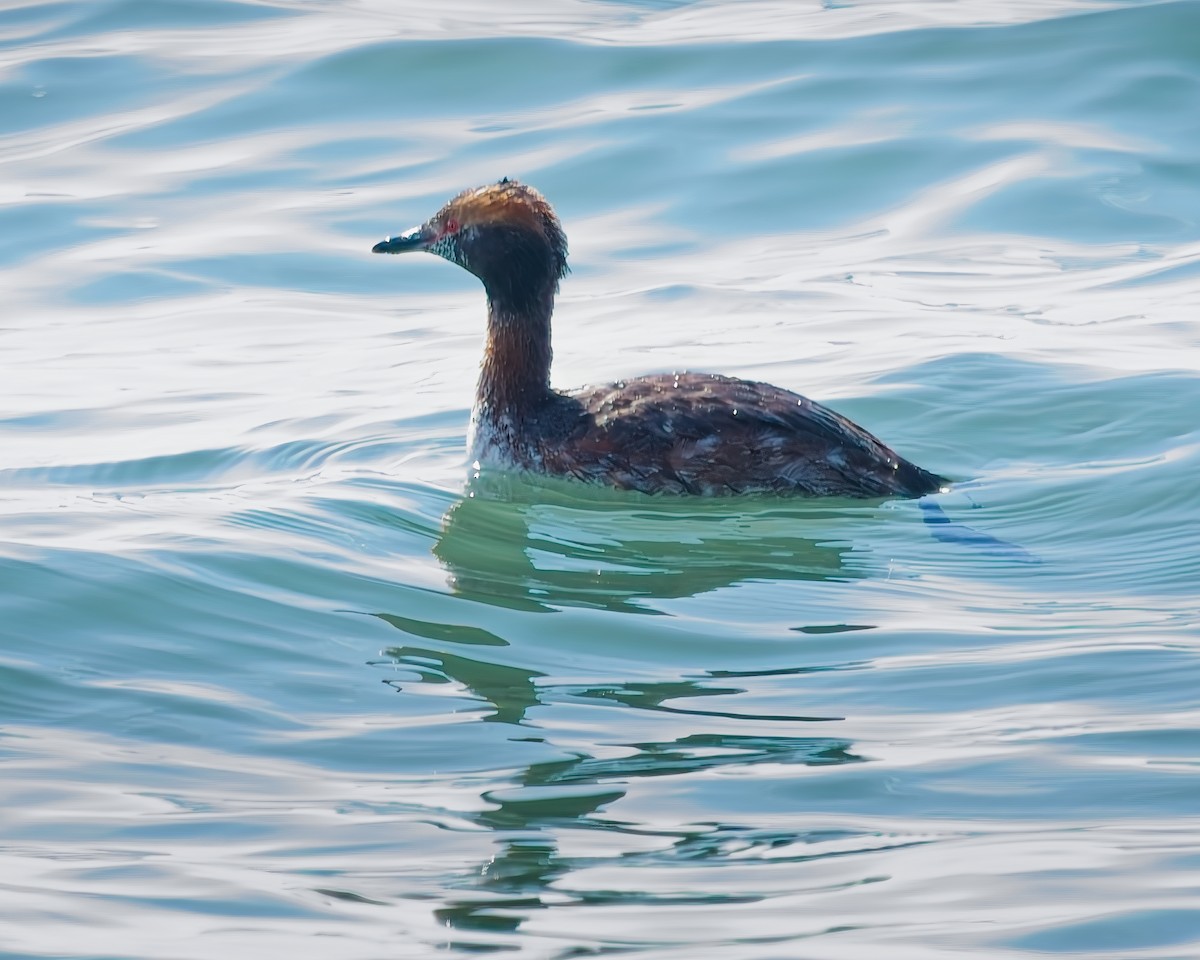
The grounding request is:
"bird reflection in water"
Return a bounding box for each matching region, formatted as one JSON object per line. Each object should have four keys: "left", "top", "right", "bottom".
{"left": 432, "top": 477, "right": 875, "bottom": 614}
{"left": 368, "top": 485, "right": 879, "bottom": 948}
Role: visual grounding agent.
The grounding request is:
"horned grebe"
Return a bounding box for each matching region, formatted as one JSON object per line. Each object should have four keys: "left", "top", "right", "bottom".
{"left": 373, "top": 179, "right": 945, "bottom": 497}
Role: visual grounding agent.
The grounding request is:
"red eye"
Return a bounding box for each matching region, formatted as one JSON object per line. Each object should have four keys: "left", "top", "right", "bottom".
{"left": 445, "top": 218, "right": 459, "bottom": 234}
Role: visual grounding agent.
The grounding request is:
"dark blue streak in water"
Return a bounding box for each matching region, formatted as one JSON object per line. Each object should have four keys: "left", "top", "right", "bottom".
{"left": 919, "top": 499, "right": 1041, "bottom": 564}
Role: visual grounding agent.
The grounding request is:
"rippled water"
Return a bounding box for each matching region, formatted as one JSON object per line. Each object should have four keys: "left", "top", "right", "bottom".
{"left": 3, "top": 1, "right": 1199, "bottom": 957}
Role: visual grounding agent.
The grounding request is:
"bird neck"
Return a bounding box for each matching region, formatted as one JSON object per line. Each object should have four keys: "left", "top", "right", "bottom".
{"left": 476, "top": 287, "right": 555, "bottom": 425}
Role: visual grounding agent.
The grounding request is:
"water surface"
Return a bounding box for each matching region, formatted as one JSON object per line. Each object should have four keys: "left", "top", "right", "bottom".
{"left": 2, "top": 1, "right": 1199, "bottom": 957}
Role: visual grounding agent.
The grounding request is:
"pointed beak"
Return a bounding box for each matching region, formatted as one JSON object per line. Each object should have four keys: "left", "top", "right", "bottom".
{"left": 372, "top": 224, "right": 431, "bottom": 254}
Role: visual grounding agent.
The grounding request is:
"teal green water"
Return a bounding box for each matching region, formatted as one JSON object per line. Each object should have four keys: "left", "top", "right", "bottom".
{"left": 3, "top": 1, "right": 1200, "bottom": 956}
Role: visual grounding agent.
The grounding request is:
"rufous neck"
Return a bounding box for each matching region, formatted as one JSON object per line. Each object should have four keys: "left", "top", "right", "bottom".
{"left": 476, "top": 289, "right": 555, "bottom": 421}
